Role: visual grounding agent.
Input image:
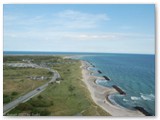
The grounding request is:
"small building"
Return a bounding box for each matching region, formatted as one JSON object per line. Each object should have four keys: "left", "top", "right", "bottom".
{"left": 28, "top": 76, "right": 48, "bottom": 80}
{"left": 56, "top": 80, "right": 61, "bottom": 84}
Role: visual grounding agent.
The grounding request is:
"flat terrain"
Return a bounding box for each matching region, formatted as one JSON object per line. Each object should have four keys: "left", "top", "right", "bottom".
{"left": 3, "top": 66, "right": 52, "bottom": 104}
{"left": 5, "top": 56, "right": 110, "bottom": 116}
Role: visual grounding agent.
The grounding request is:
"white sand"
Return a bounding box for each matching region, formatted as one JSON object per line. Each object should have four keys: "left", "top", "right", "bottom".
{"left": 81, "top": 61, "right": 145, "bottom": 116}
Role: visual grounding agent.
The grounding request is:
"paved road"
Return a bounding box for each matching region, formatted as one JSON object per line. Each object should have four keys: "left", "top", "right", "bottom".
{"left": 3, "top": 64, "right": 60, "bottom": 114}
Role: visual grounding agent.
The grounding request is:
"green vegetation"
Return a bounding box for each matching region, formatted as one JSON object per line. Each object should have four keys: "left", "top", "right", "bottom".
{"left": 3, "top": 94, "right": 11, "bottom": 104}
{"left": 3, "top": 67, "right": 52, "bottom": 103}
{"left": 11, "top": 91, "right": 18, "bottom": 96}
{"left": 7, "top": 100, "right": 51, "bottom": 116}
{"left": 3, "top": 56, "right": 54, "bottom": 103}
{"left": 3, "top": 91, "right": 19, "bottom": 104}
{"left": 3, "top": 55, "right": 65, "bottom": 66}
{"left": 6, "top": 56, "right": 110, "bottom": 116}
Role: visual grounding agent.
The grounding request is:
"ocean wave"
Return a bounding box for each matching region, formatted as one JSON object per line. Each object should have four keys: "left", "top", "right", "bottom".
{"left": 123, "top": 98, "right": 128, "bottom": 102}
{"left": 87, "top": 67, "right": 92, "bottom": 70}
{"left": 108, "top": 95, "right": 127, "bottom": 109}
{"left": 131, "top": 96, "right": 141, "bottom": 101}
{"left": 140, "top": 93, "right": 155, "bottom": 101}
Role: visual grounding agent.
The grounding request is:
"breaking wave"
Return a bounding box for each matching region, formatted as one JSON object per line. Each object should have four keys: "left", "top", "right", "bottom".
{"left": 131, "top": 96, "right": 141, "bottom": 101}
{"left": 140, "top": 93, "right": 155, "bottom": 101}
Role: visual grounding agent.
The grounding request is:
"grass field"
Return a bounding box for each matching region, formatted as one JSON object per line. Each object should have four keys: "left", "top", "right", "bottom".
{"left": 3, "top": 56, "right": 54, "bottom": 104}
{"left": 5, "top": 56, "right": 110, "bottom": 116}
{"left": 3, "top": 67, "right": 52, "bottom": 104}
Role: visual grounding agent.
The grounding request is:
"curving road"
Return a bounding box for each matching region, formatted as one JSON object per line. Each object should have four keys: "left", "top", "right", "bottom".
{"left": 3, "top": 64, "right": 60, "bottom": 114}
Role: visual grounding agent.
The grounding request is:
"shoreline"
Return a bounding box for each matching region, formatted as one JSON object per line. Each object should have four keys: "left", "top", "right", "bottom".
{"left": 81, "top": 60, "right": 145, "bottom": 116}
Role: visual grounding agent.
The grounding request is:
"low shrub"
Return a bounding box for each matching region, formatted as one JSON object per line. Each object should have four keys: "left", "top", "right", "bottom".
{"left": 3, "top": 97, "right": 10, "bottom": 104}
{"left": 11, "top": 91, "right": 18, "bottom": 96}
{"left": 30, "top": 108, "right": 51, "bottom": 116}
{"left": 16, "top": 103, "right": 33, "bottom": 111}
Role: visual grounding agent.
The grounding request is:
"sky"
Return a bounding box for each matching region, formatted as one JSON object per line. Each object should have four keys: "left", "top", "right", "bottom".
{"left": 3, "top": 4, "right": 155, "bottom": 54}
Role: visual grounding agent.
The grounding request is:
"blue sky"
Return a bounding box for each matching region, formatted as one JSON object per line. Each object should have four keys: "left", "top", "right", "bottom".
{"left": 4, "top": 4, "right": 155, "bottom": 54}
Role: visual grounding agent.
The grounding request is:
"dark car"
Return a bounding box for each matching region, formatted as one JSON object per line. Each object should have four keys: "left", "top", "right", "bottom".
{"left": 37, "top": 88, "right": 41, "bottom": 91}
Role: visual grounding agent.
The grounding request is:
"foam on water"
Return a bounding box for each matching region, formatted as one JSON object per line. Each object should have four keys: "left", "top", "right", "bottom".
{"left": 95, "top": 79, "right": 113, "bottom": 87}
{"left": 131, "top": 96, "right": 141, "bottom": 101}
{"left": 123, "top": 98, "right": 128, "bottom": 102}
{"left": 140, "top": 93, "right": 155, "bottom": 101}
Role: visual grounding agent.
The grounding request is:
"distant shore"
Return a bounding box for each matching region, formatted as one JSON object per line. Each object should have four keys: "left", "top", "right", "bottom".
{"left": 81, "top": 60, "right": 145, "bottom": 116}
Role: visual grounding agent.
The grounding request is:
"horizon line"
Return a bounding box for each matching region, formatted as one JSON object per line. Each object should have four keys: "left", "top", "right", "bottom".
{"left": 3, "top": 50, "right": 155, "bottom": 55}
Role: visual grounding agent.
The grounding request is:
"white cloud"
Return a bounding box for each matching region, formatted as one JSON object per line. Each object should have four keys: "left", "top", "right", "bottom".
{"left": 4, "top": 14, "right": 45, "bottom": 26}
{"left": 56, "top": 10, "right": 109, "bottom": 22}
{"left": 54, "top": 10, "right": 109, "bottom": 29}
{"left": 4, "top": 9, "right": 154, "bottom": 53}
{"left": 4, "top": 29, "right": 154, "bottom": 42}
{"left": 65, "top": 33, "right": 117, "bottom": 40}
{"left": 4, "top": 10, "right": 109, "bottom": 30}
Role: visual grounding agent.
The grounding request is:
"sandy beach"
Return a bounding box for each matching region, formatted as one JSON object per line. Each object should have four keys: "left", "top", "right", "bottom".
{"left": 81, "top": 60, "right": 145, "bottom": 116}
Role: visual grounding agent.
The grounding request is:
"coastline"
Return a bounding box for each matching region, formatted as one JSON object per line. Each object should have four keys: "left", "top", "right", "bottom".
{"left": 81, "top": 60, "right": 145, "bottom": 116}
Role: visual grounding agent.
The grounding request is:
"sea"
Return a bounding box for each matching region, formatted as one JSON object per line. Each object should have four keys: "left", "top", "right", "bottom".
{"left": 4, "top": 51, "right": 155, "bottom": 115}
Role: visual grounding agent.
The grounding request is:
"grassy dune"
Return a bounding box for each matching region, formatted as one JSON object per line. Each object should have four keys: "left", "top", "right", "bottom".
{"left": 45, "top": 60, "right": 110, "bottom": 116}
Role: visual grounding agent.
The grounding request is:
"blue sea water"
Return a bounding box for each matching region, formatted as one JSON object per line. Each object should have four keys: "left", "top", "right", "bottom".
{"left": 4, "top": 51, "right": 155, "bottom": 115}
{"left": 80, "top": 54, "right": 155, "bottom": 115}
